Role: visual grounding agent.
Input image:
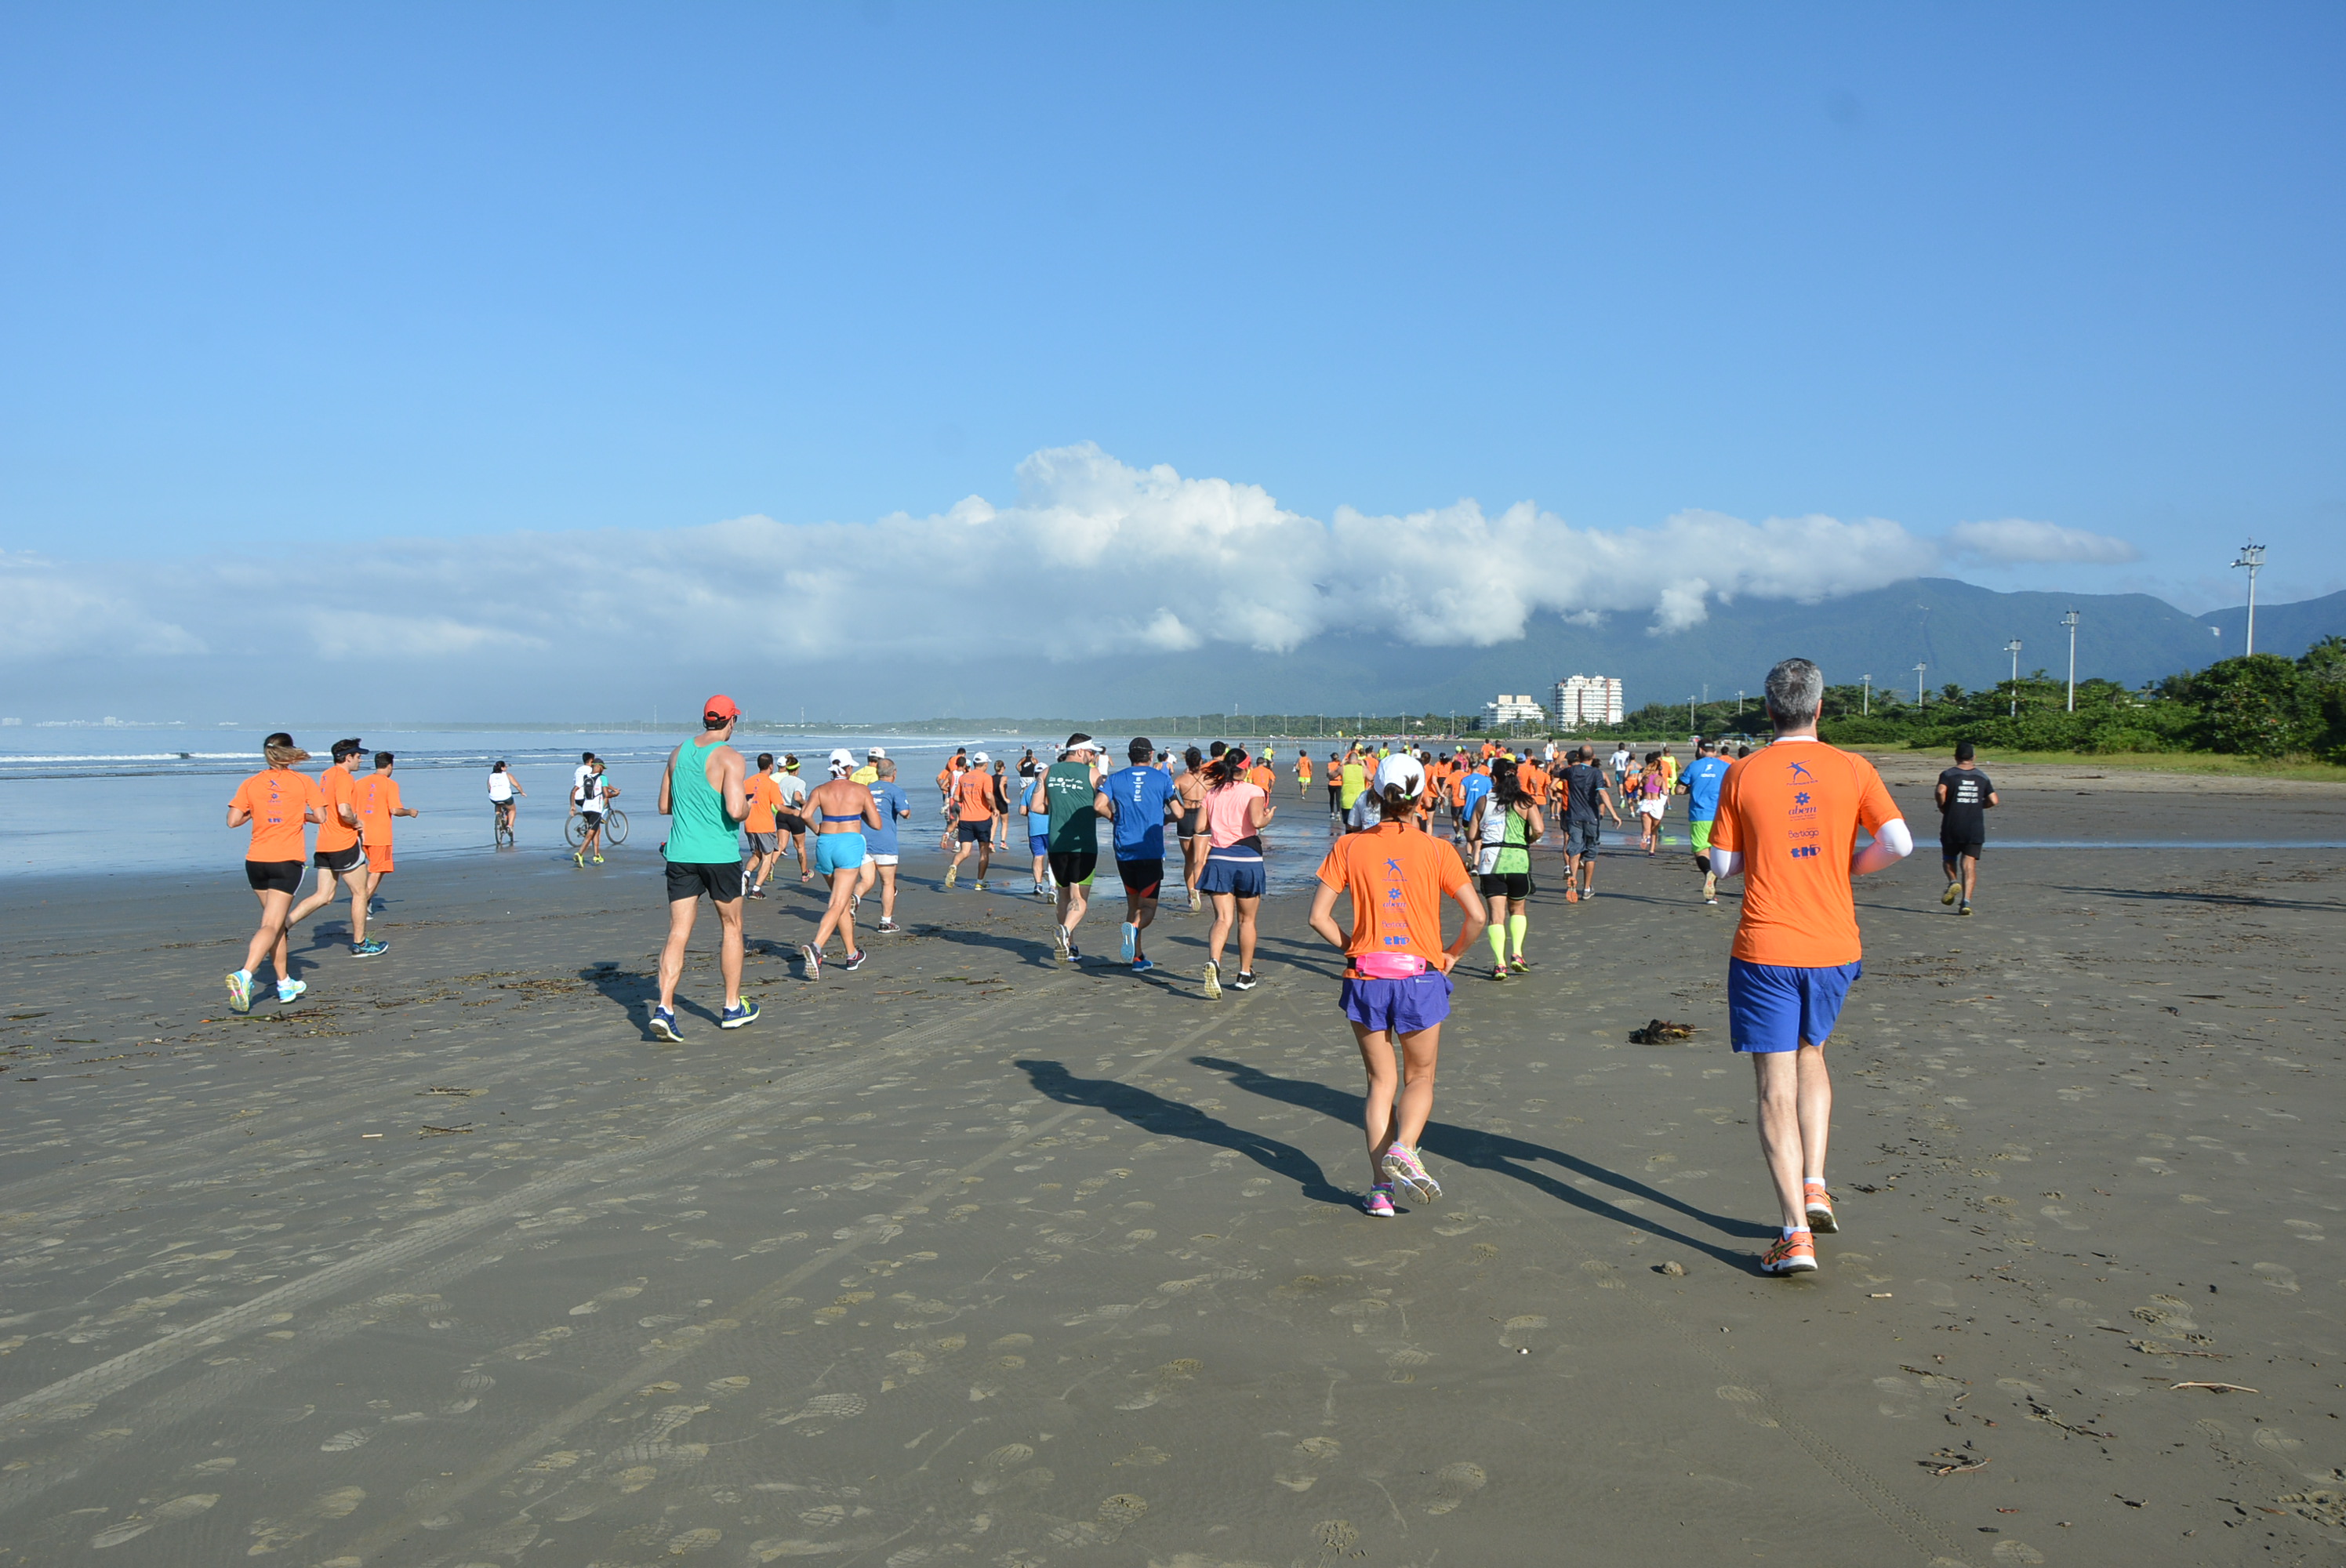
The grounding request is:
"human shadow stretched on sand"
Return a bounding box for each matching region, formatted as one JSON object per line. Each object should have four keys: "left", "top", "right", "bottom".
{"left": 1193, "top": 1055, "right": 1771, "bottom": 1268}
{"left": 1015, "top": 1060, "right": 1353, "bottom": 1207}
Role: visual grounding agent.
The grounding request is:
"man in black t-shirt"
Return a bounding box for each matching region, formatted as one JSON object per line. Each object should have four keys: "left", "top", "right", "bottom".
{"left": 1934, "top": 741, "right": 1998, "bottom": 917}
{"left": 1560, "top": 744, "right": 1624, "bottom": 903}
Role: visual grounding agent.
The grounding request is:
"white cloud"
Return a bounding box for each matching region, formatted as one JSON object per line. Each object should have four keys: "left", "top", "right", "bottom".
{"left": 0, "top": 444, "right": 1981, "bottom": 678}
{"left": 1945, "top": 517, "right": 2141, "bottom": 564}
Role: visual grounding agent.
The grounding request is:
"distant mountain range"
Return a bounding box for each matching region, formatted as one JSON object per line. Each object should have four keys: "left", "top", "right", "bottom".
{"left": 895, "top": 580, "right": 2346, "bottom": 721}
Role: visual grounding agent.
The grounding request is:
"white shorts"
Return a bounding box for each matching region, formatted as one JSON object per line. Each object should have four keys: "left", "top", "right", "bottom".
{"left": 1638, "top": 799, "right": 1665, "bottom": 818}
{"left": 871, "top": 853, "right": 899, "bottom": 866}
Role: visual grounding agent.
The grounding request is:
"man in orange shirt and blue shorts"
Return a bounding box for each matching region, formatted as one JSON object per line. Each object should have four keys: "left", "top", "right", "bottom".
{"left": 289, "top": 737, "right": 387, "bottom": 957}
{"left": 1708, "top": 658, "right": 1912, "bottom": 1275}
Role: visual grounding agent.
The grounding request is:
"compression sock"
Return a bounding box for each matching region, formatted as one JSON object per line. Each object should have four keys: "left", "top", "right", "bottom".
{"left": 1508, "top": 913, "right": 1527, "bottom": 959}
{"left": 1486, "top": 924, "right": 1508, "bottom": 967}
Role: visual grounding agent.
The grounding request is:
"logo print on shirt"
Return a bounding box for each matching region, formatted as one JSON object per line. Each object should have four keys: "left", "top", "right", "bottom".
{"left": 1794, "top": 791, "right": 1811, "bottom": 806}
{"left": 1785, "top": 759, "right": 1814, "bottom": 782}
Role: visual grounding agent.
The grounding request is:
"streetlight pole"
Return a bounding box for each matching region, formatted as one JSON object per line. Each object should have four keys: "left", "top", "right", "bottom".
{"left": 1688, "top": 695, "right": 1696, "bottom": 731}
{"left": 2233, "top": 542, "right": 2264, "bottom": 656}
{"left": 2061, "top": 609, "right": 2080, "bottom": 712}
{"left": 1861, "top": 675, "right": 1871, "bottom": 716}
{"left": 1913, "top": 662, "right": 1927, "bottom": 706}
{"left": 2004, "top": 638, "right": 2023, "bottom": 717}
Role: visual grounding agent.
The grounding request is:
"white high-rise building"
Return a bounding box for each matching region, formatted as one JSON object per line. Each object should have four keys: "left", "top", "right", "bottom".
{"left": 1484, "top": 694, "right": 1548, "bottom": 728}
{"left": 1550, "top": 674, "right": 1623, "bottom": 729}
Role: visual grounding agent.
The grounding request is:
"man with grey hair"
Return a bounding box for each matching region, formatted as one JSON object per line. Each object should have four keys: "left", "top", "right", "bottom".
{"left": 1707, "top": 657, "right": 1913, "bottom": 1275}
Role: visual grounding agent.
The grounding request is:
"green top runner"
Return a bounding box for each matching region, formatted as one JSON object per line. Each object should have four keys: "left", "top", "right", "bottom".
{"left": 666, "top": 737, "right": 742, "bottom": 863}
{"left": 1494, "top": 803, "right": 1531, "bottom": 876}
{"left": 1044, "top": 760, "right": 1099, "bottom": 853}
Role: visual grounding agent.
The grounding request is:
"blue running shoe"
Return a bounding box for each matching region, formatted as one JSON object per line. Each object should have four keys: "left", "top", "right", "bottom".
{"left": 275, "top": 979, "right": 307, "bottom": 1004}
{"left": 720, "top": 998, "right": 761, "bottom": 1029}
{"left": 350, "top": 938, "right": 389, "bottom": 957}
{"left": 224, "top": 970, "right": 252, "bottom": 1014}
{"left": 1119, "top": 921, "right": 1137, "bottom": 963}
{"left": 801, "top": 943, "right": 823, "bottom": 980}
{"left": 648, "top": 1006, "right": 682, "bottom": 1042}
{"left": 1131, "top": 956, "right": 1154, "bottom": 974}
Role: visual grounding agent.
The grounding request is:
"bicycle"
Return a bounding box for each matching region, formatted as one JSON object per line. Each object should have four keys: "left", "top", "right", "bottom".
{"left": 492, "top": 801, "right": 517, "bottom": 848}
{"left": 565, "top": 808, "right": 629, "bottom": 849}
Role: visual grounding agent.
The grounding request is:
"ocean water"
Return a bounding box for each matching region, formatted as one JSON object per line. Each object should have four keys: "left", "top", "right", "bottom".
{"left": 0, "top": 725, "right": 1341, "bottom": 883}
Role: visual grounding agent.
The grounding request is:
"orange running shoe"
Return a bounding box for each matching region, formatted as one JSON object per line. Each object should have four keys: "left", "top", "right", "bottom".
{"left": 1564, "top": 886, "right": 1579, "bottom": 904}
{"left": 1803, "top": 1181, "right": 1838, "bottom": 1234}
{"left": 1760, "top": 1231, "right": 1818, "bottom": 1275}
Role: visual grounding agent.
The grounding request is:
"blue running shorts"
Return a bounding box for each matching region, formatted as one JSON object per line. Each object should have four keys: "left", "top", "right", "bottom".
{"left": 1727, "top": 957, "right": 1862, "bottom": 1053}
{"left": 1197, "top": 851, "right": 1266, "bottom": 898}
{"left": 1339, "top": 971, "right": 1454, "bottom": 1035}
{"left": 812, "top": 833, "right": 867, "bottom": 876}
{"left": 1029, "top": 832, "right": 1049, "bottom": 858}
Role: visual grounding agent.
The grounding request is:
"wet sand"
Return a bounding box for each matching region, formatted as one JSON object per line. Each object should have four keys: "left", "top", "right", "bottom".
{"left": 2, "top": 764, "right": 2342, "bottom": 1566}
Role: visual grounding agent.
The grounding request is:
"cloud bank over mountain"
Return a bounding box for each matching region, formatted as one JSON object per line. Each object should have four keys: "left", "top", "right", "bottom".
{"left": 0, "top": 444, "right": 2166, "bottom": 719}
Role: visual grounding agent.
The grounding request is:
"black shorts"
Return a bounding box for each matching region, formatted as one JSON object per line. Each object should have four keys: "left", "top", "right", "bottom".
{"left": 580, "top": 810, "right": 605, "bottom": 829}
{"left": 1048, "top": 851, "right": 1098, "bottom": 887}
{"left": 1176, "top": 808, "right": 1202, "bottom": 841}
{"left": 245, "top": 859, "right": 303, "bottom": 895}
{"left": 665, "top": 861, "right": 746, "bottom": 904}
{"left": 957, "top": 820, "right": 992, "bottom": 843}
{"left": 1117, "top": 858, "right": 1164, "bottom": 897}
{"left": 776, "top": 811, "right": 808, "bottom": 834}
{"left": 1941, "top": 838, "right": 1985, "bottom": 860}
{"left": 313, "top": 842, "right": 363, "bottom": 873}
{"left": 1478, "top": 872, "right": 1534, "bottom": 899}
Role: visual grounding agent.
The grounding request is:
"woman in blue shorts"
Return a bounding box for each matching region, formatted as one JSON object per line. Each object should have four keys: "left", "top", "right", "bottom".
{"left": 1306, "top": 754, "right": 1487, "bottom": 1216}
{"left": 1197, "top": 747, "right": 1275, "bottom": 998}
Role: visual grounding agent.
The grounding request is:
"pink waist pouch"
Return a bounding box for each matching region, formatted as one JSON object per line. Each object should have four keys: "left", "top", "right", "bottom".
{"left": 1353, "top": 952, "right": 1429, "bottom": 979}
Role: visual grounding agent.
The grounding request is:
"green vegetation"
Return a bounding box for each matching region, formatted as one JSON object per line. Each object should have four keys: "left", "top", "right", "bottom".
{"left": 1602, "top": 637, "right": 2346, "bottom": 764}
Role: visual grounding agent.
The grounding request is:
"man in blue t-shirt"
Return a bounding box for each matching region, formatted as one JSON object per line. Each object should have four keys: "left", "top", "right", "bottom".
{"left": 1676, "top": 739, "right": 1733, "bottom": 906}
{"left": 1094, "top": 736, "right": 1181, "bottom": 971}
{"left": 855, "top": 759, "right": 915, "bottom": 933}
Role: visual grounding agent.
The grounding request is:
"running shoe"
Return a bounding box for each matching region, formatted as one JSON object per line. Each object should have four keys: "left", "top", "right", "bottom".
{"left": 1131, "top": 956, "right": 1154, "bottom": 974}
{"left": 720, "top": 998, "right": 761, "bottom": 1029}
{"left": 1941, "top": 879, "right": 1960, "bottom": 906}
{"left": 1380, "top": 1144, "right": 1441, "bottom": 1204}
{"left": 350, "top": 938, "right": 389, "bottom": 957}
{"left": 942, "top": 864, "right": 957, "bottom": 890}
{"left": 1232, "top": 971, "right": 1258, "bottom": 991}
{"left": 1363, "top": 1185, "right": 1396, "bottom": 1218}
{"left": 842, "top": 950, "right": 866, "bottom": 971}
{"left": 1760, "top": 1231, "right": 1818, "bottom": 1275}
{"left": 1704, "top": 895, "right": 1720, "bottom": 906}
{"left": 1491, "top": 964, "right": 1507, "bottom": 982}
{"left": 648, "top": 1006, "right": 682, "bottom": 1042}
{"left": 224, "top": 970, "right": 252, "bottom": 1014}
{"left": 1958, "top": 902, "right": 1974, "bottom": 918}
{"left": 1189, "top": 887, "right": 1203, "bottom": 913}
{"left": 748, "top": 885, "right": 766, "bottom": 900}
{"left": 972, "top": 880, "right": 986, "bottom": 892}
{"left": 801, "top": 942, "right": 823, "bottom": 980}
{"left": 592, "top": 854, "right": 604, "bottom": 864}
{"left": 1066, "top": 940, "right": 1083, "bottom": 963}
{"left": 574, "top": 849, "right": 586, "bottom": 866}
{"left": 848, "top": 891, "right": 861, "bottom": 913}
{"left": 276, "top": 979, "right": 307, "bottom": 1004}
{"left": 1052, "top": 923, "right": 1072, "bottom": 962}
{"left": 1803, "top": 1181, "right": 1838, "bottom": 1234}
{"left": 1564, "top": 887, "right": 1578, "bottom": 904}
{"left": 877, "top": 917, "right": 900, "bottom": 934}
{"left": 1202, "top": 960, "right": 1222, "bottom": 1000}
{"left": 1509, "top": 956, "right": 1530, "bottom": 974}
{"left": 1119, "top": 921, "right": 1138, "bottom": 962}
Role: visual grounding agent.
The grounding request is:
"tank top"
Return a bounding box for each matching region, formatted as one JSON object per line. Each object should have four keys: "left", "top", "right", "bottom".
{"left": 1206, "top": 782, "right": 1265, "bottom": 853}
{"left": 666, "top": 738, "right": 741, "bottom": 863}
{"left": 1476, "top": 800, "right": 1531, "bottom": 876}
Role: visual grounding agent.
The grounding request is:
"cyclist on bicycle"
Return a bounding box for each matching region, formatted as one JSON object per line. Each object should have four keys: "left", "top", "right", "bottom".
{"left": 574, "top": 759, "right": 619, "bottom": 866}
{"left": 488, "top": 760, "right": 525, "bottom": 841}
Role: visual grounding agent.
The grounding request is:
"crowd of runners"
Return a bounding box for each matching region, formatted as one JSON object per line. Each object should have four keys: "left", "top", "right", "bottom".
{"left": 224, "top": 657, "right": 2014, "bottom": 1273}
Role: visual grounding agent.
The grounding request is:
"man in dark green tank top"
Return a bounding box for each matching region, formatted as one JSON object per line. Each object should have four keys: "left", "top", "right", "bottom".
{"left": 1042, "top": 733, "right": 1107, "bottom": 963}
{"left": 650, "top": 695, "right": 758, "bottom": 1042}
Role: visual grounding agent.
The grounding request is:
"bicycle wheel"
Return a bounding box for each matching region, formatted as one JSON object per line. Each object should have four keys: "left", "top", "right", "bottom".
{"left": 602, "top": 808, "right": 629, "bottom": 847}
{"left": 565, "top": 814, "right": 586, "bottom": 849}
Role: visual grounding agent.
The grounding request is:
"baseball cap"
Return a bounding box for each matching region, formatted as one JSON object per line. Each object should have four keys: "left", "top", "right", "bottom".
{"left": 1373, "top": 753, "right": 1425, "bottom": 797}
{"left": 703, "top": 694, "right": 740, "bottom": 721}
{"left": 866, "top": 746, "right": 888, "bottom": 759}
{"left": 827, "top": 747, "right": 855, "bottom": 774}
{"left": 971, "top": 751, "right": 990, "bottom": 766}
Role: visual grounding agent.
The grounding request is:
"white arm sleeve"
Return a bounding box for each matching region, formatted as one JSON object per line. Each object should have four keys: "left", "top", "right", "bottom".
{"left": 1708, "top": 846, "right": 1740, "bottom": 880}
{"left": 1850, "top": 816, "right": 1913, "bottom": 875}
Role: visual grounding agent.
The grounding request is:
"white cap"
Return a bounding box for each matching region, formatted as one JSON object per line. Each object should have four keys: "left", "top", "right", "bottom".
{"left": 866, "top": 746, "right": 887, "bottom": 758}
{"left": 1373, "top": 753, "right": 1425, "bottom": 797}
{"left": 971, "top": 751, "right": 990, "bottom": 766}
{"left": 828, "top": 747, "right": 855, "bottom": 775}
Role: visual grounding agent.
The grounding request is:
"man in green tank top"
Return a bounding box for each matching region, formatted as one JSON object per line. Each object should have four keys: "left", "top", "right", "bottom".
{"left": 650, "top": 695, "right": 758, "bottom": 1041}
{"left": 1042, "top": 733, "right": 1107, "bottom": 963}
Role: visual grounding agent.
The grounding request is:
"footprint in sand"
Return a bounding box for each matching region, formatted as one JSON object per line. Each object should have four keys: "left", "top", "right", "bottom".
{"left": 971, "top": 1443, "right": 1037, "bottom": 1495}
{"left": 1423, "top": 1461, "right": 1487, "bottom": 1515}
{"left": 568, "top": 1279, "right": 647, "bottom": 1316}
{"left": 319, "top": 1427, "right": 372, "bottom": 1452}
{"left": 88, "top": 1493, "right": 218, "bottom": 1549}
{"left": 768, "top": 1393, "right": 866, "bottom": 1436}
{"left": 1991, "top": 1542, "right": 2046, "bottom": 1565}
{"left": 246, "top": 1486, "right": 365, "bottom": 1555}
{"left": 2254, "top": 1262, "right": 2301, "bottom": 1293}
{"left": 1497, "top": 1315, "right": 1546, "bottom": 1351}
{"left": 1715, "top": 1385, "right": 1778, "bottom": 1428}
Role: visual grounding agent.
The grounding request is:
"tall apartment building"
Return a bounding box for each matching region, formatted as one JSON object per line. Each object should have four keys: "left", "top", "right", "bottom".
{"left": 1551, "top": 674, "right": 1623, "bottom": 729}
{"left": 1483, "top": 694, "right": 1549, "bottom": 728}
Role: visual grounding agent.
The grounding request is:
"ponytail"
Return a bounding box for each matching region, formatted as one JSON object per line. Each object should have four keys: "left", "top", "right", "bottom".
{"left": 1375, "top": 781, "right": 1417, "bottom": 822}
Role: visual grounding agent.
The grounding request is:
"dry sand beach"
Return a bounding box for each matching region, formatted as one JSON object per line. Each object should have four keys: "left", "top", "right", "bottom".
{"left": 2, "top": 759, "right": 2342, "bottom": 1566}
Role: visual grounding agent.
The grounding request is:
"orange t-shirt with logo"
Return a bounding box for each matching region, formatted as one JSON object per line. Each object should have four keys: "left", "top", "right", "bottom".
{"left": 1296, "top": 757, "right": 1313, "bottom": 783}
{"left": 1316, "top": 822, "right": 1473, "bottom": 964}
{"left": 355, "top": 774, "right": 404, "bottom": 846}
{"left": 1518, "top": 762, "right": 1550, "bottom": 804}
{"left": 1709, "top": 741, "right": 1901, "bottom": 967}
{"left": 956, "top": 769, "right": 997, "bottom": 822}
{"left": 745, "top": 775, "right": 782, "bottom": 834}
{"left": 1247, "top": 764, "right": 1276, "bottom": 792}
{"left": 314, "top": 762, "right": 360, "bottom": 853}
{"left": 231, "top": 768, "right": 319, "bottom": 863}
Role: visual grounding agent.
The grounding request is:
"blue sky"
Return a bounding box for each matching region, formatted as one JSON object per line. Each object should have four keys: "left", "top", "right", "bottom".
{"left": 2, "top": 2, "right": 2340, "bottom": 658}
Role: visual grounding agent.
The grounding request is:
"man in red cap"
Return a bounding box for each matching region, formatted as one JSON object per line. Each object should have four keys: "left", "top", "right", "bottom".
{"left": 650, "top": 695, "right": 757, "bottom": 1041}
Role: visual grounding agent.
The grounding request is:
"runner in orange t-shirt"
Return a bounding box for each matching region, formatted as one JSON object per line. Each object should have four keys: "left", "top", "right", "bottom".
{"left": 288, "top": 737, "right": 385, "bottom": 956}
{"left": 1295, "top": 752, "right": 1313, "bottom": 798}
{"left": 1708, "top": 659, "right": 1912, "bottom": 1275}
{"left": 944, "top": 750, "right": 1000, "bottom": 890}
{"left": 1307, "top": 753, "right": 1487, "bottom": 1217}
{"left": 743, "top": 752, "right": 786, "bottom": 898}
{"left": 223, "top": 733, "right": 324, "bottom": 1014}
{"left": 354, "top": 750, "right": 421, "bottom": 888}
